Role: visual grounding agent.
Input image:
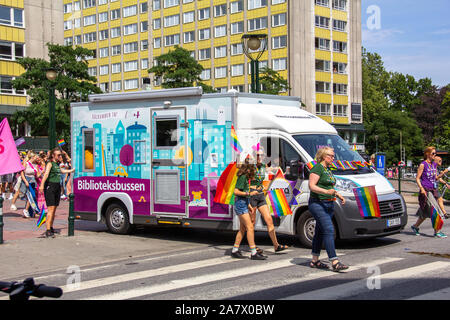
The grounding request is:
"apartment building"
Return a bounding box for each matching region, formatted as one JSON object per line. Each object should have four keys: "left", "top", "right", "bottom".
{"left": 62, "top": 0, "right": 364, "bottom": 149}
{"left": 0, "top": 0, "right": 63, "bottom": 136}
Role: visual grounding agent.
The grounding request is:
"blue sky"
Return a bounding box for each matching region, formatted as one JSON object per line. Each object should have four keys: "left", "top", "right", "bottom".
{"left": 362, "top": 0, "right": 450, "bottom": 87}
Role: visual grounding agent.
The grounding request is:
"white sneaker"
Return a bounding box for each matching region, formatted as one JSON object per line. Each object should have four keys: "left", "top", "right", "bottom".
{"left": 8, "top": 194, "right": 13, "bottom": 200}
{"left": 10, "top": 204, "right": 17, "bottom": 211}
{"left": 2, "top": 194, "right": 5, "bottom": 200}
{"left": 23, "top": 209, "right": 31, "bottom": 218}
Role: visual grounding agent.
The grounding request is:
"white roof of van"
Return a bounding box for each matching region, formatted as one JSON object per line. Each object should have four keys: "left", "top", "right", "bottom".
{"left": 237, "top": 102, "right": 338, "bottom": 135}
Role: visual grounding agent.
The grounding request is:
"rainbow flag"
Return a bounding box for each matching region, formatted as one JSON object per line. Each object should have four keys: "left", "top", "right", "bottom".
{"left": 58, "top": 139, "right": 66, "bottom": 147}
{"left": 230, "top": 125, "right": 243, "bottom": 153}
{"left": 214, "top": 162, "right": 238, "bottom": 205}
{"left": 266, "top": 189, "right": 292, "bottom": 218}
{"left": 36, "top": 204, "right": 47, "bottom": 228}
{"left": 431, "top": 206, "right": 444, "bottom": 231}
{"left": 335, "top": 160, "right": 347, "bottom": 170}
{"left": 329, "top": 161, "right": 338, "bottom": 171}
{"left": 306, "top": 161, "right": 317, "bottom": 170}
{"left": 344, "top": 161, "right": 357, "bottom": 170}
{"left": 353, "top": 186, "right": 381, "bottom": 218}
{"left": 353, "top": 161, "right": 366, "bottom": 169}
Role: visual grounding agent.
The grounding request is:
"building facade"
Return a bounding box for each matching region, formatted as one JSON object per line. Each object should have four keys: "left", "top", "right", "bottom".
{"left": 62, "top": 0, "right": 364, "bottom": 150}
{"left": 0, "top": 0, "right": 63, "bottom": 136}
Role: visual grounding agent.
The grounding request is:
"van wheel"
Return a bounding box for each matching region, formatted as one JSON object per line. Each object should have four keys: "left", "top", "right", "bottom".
{"left": 296, "top": 211, "right": 315, "bottom": 249}
{"left": 105, "top": 203, "right": 132, "bottom": 235}
{"left": 296, "top": 210, "right": 338, "bottom": 249}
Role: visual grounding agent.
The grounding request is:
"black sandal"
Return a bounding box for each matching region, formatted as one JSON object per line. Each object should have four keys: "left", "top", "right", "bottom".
{"left": 256, "top": 247, "right": 264, "bottom": 254}
{"left": 310, "top": 260, "right": 329, "bottom": 269}
{"left": 332, "top": 261, "right": 349, "bottom": 272}
{"left": 275, "top": 244, "right": 289, "bottom": 252}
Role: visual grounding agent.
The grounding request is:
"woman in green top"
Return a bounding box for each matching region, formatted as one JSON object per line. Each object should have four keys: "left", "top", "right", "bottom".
{"left": 248, "top": 149, "right": 289, "bottom": 253}
{"left": 308, "top": 147, "right": 348, "bottom": 272}
{"left": 231, "top": 161, "right": 267, "bottom": 260}
{"left": 39, "top": 148, "right": 75, "bottom": 238}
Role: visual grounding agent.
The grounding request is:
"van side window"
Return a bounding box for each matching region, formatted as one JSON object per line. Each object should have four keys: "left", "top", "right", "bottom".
{"left": 260, "top": 136, "right": 306, "bottom": 173}
{"left": 155, "top": 117, "right": 178, "bottom": 148}
{"left": 82, "top": 128, "right": 95, "bottom": 171}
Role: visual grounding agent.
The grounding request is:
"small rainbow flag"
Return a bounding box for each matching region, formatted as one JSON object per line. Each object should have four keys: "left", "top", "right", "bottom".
{"left": 431, "top": 206, "right": 444, "bottom": 231}
{"left": 344, "top": 161, "right": 357, "bottom": 170}
{"left": 335, "top": 160, "right": 347, "bottom": 170}
{"left": 353, "top": 161, "right": 366, "bottom": 169}
{"left": 58, "top": 139, "right": 66, "bottom": 147}
{"left": 230, "top": 125, "right": 243, "bottom": 153}
{"left": 306, "top": 161, "right": 317, "bottom": 170}
{"left": 214, "top": 162, "right": 238, "bottom": 205}
{"left": 36, "top": 204, "right": 47, "bottom": 228}
{"left": 353, "top": 186, "right": 381, "bottom": 218}
{"left": 266, "top": 189, "right": 293, "bottom": 218}
{"left": 329, "top": 161, "right": 338, "bottom": 171}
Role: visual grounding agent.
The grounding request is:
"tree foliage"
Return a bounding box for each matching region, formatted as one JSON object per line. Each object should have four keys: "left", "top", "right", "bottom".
{"left": 259, "top": 67, "right": 290, "bottom": 95}
{"left": 11, "top": 43, "right": 101, "bottom": 142}
{"left": 148, "top": 46, "right": 215, "bottom": 93}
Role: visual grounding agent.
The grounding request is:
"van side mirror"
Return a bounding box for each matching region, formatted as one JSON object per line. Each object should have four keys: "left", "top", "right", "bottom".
{"left": 285, "top": 160, "right": 300, "bottom": 181}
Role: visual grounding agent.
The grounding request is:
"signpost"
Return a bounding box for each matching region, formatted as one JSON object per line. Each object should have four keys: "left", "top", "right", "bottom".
{"left": 376, "top": 153, "right": 386, "bottom": 176}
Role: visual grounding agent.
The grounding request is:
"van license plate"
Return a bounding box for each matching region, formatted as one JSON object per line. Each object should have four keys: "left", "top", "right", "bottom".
{"left": 387, "top": 218, "right": 401, "bottom": 227}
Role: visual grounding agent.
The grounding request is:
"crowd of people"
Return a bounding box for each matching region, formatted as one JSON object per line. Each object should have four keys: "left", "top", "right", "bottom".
{"left": 0, "top": 148, "right": 75, "bottom": 238}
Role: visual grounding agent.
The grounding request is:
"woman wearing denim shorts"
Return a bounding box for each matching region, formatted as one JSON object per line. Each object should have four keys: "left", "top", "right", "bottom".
{"left": 230, "top": 162, "right": 267, "bottom": 260}
{"left": 308, "top": 147, "right": 348, "bottom": 272}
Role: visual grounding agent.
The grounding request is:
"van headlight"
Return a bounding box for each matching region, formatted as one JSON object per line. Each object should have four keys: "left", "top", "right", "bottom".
{"left": 335, "top": 178, "right": 358, "bottom": 194}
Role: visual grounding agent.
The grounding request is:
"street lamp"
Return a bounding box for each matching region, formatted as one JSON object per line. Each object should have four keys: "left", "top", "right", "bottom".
{"left": 46, "top": 68, "right": 57, "bottom": 150}
{"left": 374, "top": 135, "right": 379, "bottom": 155}
{"left": 241, "top": 34, "right": 267, "bottom": 93}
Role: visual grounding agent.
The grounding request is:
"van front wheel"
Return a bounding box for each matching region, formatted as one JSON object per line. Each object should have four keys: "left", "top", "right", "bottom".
{"left": 296, "top": 211, "right": 315, "bottom": 248}
{"left": 105, "top": 203, "right": 132, "bottom": 235}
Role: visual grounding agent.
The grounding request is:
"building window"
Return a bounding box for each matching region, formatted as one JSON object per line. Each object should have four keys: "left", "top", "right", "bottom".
{"left": 141, "top": 40, "right": 148, "bottom": 50}
{"left": 98, "top": 12, "right": 108, "bottom": 23}
{"left": 99, "top": 47, "right": 108, "bottom": 58}
{"left": 99, "top": 65, "right": 109, "bottom": 76}
{"left": 183, "top": 11, "right": 195, "bottom": 24}
{"left": 111, "top": 27, "right": 121, "bottom": 38}
{"left": 141, "top": 59, "right": 149, "bottom": 70}
{"left": 198, "top": 28, "right": 210, "bottom": 40}
{"left": 198, "top": 48, "right": 211, "bottom": 60}
{"left": 124, "top": 60, "right": 138, "bottom": 72}
{"left": 110, "top": 9, "right": 120, "bottom": 20}
{"left": 316, "top": 81, "right": 331, "bottom": 93}
{"left": 272, "top": 0, "right": 286, "bottom": 4}
{"left": 111, "top": 62, "right": 121, "bottom": 73}
{"left": 83, "top": 14, "right": 96, "bottom": 26}
{"left": 215, "top": 46, "right": 227, "bottom": 58}
{"left": 315, "top": 0, "right": 329, "bottom": 7}
{"left": 141, "top": 21, "right": 148, "bottom": 32}
{"left": 231, "top": 64, "right": 244, "bottom": 77}
{"left": 124, "top": 79, "right": 139, "bottom": 90}
{"left": 153, "top": 37, "right": 161, "bottom": 48}
{"left": 99, "top": 82, "right": 109, "bottom": 93}
{"left": 0, "top": 41, "right": 24, "bottom": 60}
{"left": 332, "top": 0, "right": 347, "bottom": 11}
{"left": 164, "top": 34, "right": 180, "bottom": 46}
{"left": 164, "top": 0, "right": 180, "bottom": 8}
{"left": 333, "top": 83, "right": 348, "bottom": 95}
{"left": 315, "top": 15, "right": 330, "bottom": 29}
{"left": 316, "top": 103, "right": 331, "bottom": 115}
{"left": 230, "top": 0, "right": 244, "bottom": 13}
{"left": 316, "top": 59, "right": 331, "bottom": 72}
{"left": 214, "top": 4, "right": 227, "bottom": 17}
{"left": 248, "top": 0, "right": 267, "bottom": 10}
{"left": 200, "top": 69, "right": 211, "bottom": 81}
{"left": 231, "top": 43, "right": 243, "bottom": 55}
{"left": 111, "top": 45, "right": 121, "bottom": 56}
{"left": 124, "top": 42, "right": 138, "bottom": 53}
{"left": 231, "top": 21, "right": 244, "bottom": 35}
{"left": 215, "top": 66, "right": 227, "bottom": 79}
{"left": 272, "top": 35, "right": 287, "bottom": 49}
{"left": 333, "top": 104, "right": 348, "bottom": 117}
{"left": 124, "top": 23, "right": 138, "bottom": 35}
{"left": 214, "top": 25, "right": 227, "bottom": 38}
{"left": 83, "top": 0, "right": 96, "bottom": 9}
{"left": 333, "top": 40, "right": 347, "bottom": 53}
{"left": 315, "top": 37, "right": 330, "bottom": 51}
{"left": 123, "top": 5, "right": 137, "bottom": 18}
{"left": 333, "top": 62, "right": 347, "bottom": 74}
{"left": 248, "top": 17, "right": 267, "bottom": 31}
{"left": 153, "top": 0, "right": 161, "bottom": 10}
{"left": 83, "top": 32, "right": 97, "bottom": 43}
{"left": 112, "top": 80, "right": 121, "bottom": 91}
{"left": 184, "top": 31, "right": 195, "bottom": 43}
{"left": 164, "top": 14, "right": 180, "bottom": 27}
{"left": 272, "top": 13, "right": 286, "bottom": 27}
{"left": 333, "top": 19, "right": 347, "bottom": 32}
{"left": 140, "top": 2, "right": 148, "bottom": 13}
{"left": 99, "top": 30, "right": 109, "bottom": 41}
{"left": 272, "top": 58, "right": 287, "bottom": 71}
{"left": 198, "top": 8, "right": 210, "bottom": 20}
{"left": 153, "top": 18, "right": 161, "bottom": 29}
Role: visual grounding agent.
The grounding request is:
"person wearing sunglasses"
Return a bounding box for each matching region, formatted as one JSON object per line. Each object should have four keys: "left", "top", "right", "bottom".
{"left": 308, "top": 147, "right": 348, "bottom": 272}
{"left": 39, "top": 148, "right": 75, "bottom": 238}
{"left": 411, "top": 147, "right": 447, "bottom": 238}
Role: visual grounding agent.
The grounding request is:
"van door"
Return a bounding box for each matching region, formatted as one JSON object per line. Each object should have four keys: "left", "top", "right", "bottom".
{"left": 150, "top": 107, "right": 188, "bottom": 217}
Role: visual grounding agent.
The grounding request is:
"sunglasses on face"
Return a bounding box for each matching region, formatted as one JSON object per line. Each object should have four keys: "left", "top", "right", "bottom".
{"left": 326, "top": 154, "right": 335, "bottom": 158}
{"left": 431, "top": 152, "right": 436, "bottom": 155}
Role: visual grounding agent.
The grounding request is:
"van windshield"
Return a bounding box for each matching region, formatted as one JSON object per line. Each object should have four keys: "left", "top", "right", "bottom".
{"left": 293, "top": 134, "right": 372, "bottom": 175}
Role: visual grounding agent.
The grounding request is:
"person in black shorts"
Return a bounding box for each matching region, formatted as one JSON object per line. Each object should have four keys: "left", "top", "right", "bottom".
{"left": 39, "top": 148, "right": 75, "bottom": 238}
{"left": 249, "top": 149, "right": 289, "bottom": 253}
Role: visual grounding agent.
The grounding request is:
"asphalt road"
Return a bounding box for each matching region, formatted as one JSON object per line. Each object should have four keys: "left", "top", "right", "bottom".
{"left": 3, "top": 203, "right": 450, "bottom": 303}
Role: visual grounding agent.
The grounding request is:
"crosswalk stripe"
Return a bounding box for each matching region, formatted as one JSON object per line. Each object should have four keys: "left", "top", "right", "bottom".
{"left": 408, "top": 286, "right": 450, "bottom": 300}
{"left": 86, "top": 256, "right": 398, "bottom": 300}
{"left": 59, "top": 256, "right": 240, "bottom": 294}
{"left": 283, "top": 261, "right": 450, "bottom": 300}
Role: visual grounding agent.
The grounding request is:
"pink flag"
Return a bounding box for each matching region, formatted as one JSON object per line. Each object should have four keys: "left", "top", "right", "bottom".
{"left": 0, "top": 118, "right": 25, "bottom": 175}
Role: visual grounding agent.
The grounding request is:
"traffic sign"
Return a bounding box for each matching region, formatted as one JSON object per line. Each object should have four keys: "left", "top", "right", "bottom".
{"left": 376, "top": 153, "right": 386, "bottom": 176}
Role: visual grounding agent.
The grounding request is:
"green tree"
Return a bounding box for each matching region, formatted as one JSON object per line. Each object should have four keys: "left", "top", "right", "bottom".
{"left": 148, "top": 46, "right": 215, "bottom": 93}
{"left": 436, "top": 88, "right": 450, "bottom": 151}
{"left": 11, "top": 43, "right": 101, "bottom": 144}
{"left": 259, "top": 67, "right": 290, "bottom": 95}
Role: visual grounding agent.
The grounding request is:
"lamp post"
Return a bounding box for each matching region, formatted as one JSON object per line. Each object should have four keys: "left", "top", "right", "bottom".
{"left": 46, "top": 68, "right": 57, "bottom": 150}
{"left": 241, "top": 34, "right": 267, "bottom": 93}
{"left": 374, "top": 135, "right": 379, "bottom": 155}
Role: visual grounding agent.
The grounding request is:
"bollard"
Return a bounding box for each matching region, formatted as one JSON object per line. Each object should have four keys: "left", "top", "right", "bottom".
{"left": 68, "top": 193, "right": 75, "bottom": 237}
{"left": 0, "top": 197, "right": 4, "bottom": 244}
